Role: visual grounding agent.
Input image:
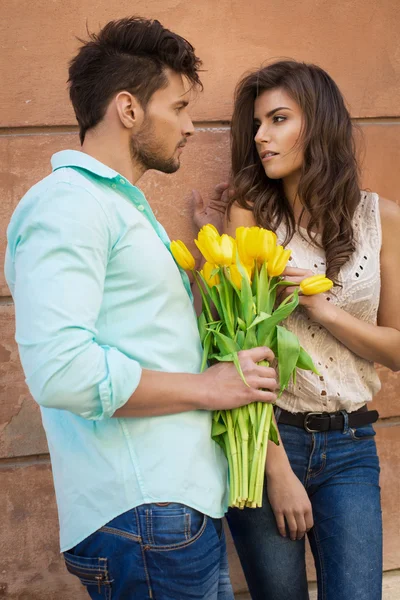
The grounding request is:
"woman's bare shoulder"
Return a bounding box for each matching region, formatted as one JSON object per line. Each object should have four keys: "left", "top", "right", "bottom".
{"left": 224, "top": 202, "right": 257, "bottom": 235}
{"left": 378, "top": 196, "right": 400, "bottom": 247}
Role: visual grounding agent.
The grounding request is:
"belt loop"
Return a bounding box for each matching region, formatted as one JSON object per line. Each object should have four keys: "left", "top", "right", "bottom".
{"left": 340, "top": 410, "right": 349, "bottom": 433}
{"left": 274, "top": 406, "right": 282, "bottom": 423}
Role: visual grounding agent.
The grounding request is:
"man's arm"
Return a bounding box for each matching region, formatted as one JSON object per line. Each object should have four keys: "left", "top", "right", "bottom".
{"left": 10, "top": 182, "right": 141, "bottom": 420}
{"left": 10, "top": 183, "right": 278, "bottom": 421}
{"left": 114, "top": 347, "right": 278, "bottom": 417}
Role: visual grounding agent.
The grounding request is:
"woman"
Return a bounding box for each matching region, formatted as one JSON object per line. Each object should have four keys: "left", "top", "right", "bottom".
{"left": 194, "top": 61, "right": 400, "bottom": 600}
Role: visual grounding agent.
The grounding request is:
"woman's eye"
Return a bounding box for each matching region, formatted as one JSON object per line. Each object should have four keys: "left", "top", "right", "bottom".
{"left": 273, "top": 115, "right": 286, "bottom": 123}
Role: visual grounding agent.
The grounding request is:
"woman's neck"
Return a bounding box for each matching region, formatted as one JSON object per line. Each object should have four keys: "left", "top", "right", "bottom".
{"left": 283, "top": 172, "right": 304, "bottom": 223}
{"left": 282, "top": 172, "right": 319, "bottom": 232}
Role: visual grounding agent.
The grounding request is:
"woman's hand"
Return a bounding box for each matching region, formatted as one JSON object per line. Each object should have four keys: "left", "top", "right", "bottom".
{"left": 267, "top": 467, "right": 314, "bottom": 540}
{"left": 278, "top": 266, "right": 337, "bottom": 325}
{"left": 191, "top": 183, "right": 232, "bottom": 233}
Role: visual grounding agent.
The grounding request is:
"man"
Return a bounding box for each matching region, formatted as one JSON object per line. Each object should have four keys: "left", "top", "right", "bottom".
{"left": 5, "top": 17, "right": 278, "bottom": 599}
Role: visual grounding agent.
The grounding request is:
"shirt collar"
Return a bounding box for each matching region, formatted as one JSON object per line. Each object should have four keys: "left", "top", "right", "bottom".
{"left": 51, "top": 150, "right": 121, "bottom": 180}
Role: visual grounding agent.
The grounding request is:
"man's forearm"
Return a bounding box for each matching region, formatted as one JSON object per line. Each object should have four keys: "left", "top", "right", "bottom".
{"left": 113, "top": 347, "right": 279, "bottom": 419}
{"left": 113, "top": 369, "right": 208, "bottom": 418}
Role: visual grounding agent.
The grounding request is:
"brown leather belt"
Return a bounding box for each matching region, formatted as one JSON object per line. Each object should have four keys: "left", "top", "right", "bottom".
{"left": 275, "top": 405, "right": 379, "bottom": 433}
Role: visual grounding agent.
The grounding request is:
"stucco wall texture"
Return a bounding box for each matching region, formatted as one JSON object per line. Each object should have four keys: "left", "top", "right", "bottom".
{"left": 1, "top": 1, "right": 399, "bottom": 598}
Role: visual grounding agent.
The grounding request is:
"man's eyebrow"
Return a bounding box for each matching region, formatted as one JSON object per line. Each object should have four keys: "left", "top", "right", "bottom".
{"left": 254, "top": 106, "right": 293, "bottom": 120}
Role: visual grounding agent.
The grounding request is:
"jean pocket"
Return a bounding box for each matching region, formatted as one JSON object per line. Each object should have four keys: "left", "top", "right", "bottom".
{"left": 144, "top": 503, "right": 207, "bottom": 550}
{"left": 64, "top": 552, "right": 112, "bottom": 599}
{"left": 348, "top": 423, "right": 376, "bottom": 441}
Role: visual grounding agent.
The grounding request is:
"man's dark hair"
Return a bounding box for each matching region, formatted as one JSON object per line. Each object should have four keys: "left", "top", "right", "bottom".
{"left": 68, "top": 17, "right": 203, "bottom": 143}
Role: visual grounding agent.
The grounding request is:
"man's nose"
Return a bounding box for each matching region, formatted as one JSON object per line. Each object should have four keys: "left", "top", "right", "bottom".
{"left": 183, "top": 114, "right": 195, "bottom": 138}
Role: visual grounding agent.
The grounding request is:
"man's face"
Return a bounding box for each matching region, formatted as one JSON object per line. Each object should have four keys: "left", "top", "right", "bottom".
{"left": 130, "top": 70, "right": 195, "bottom": 173}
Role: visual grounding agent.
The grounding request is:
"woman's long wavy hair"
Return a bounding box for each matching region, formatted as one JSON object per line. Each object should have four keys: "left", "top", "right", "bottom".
{"left": 230, "top": 60, "right": 361, "bottom": 284}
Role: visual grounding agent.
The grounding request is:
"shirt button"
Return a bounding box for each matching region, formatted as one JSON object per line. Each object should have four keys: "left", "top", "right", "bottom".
{"left": 120, "top": 178, "right": 125, "bottom": 184}
{"left": 111, "top": 183, "right": 116, "bottom": 189}
{"left": 137, "top": 204, "right": 145, "bottom": 211}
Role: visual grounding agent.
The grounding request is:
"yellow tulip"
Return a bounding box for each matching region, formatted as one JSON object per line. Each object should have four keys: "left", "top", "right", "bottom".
{"left": 202, "top": 224, "right": 220, "bottom": 237}
{"left": 170, "top": 240, "right": 196, "bottom": 271}
{"left": 258, "top": 229, "right": 278, "bottom": 264}
{"left": 300, "top": 274, "right": 333, "bottom": 295}
{"left": 236, "top": 226, "right": 277, "bottom": 267}
{"left": 228, "top": 263, "right": 251, "bottom": 290}
{"left": 236, "top": 226, "right": 255, "bottom": 266}
{"left": 195, "top": 232, "right": 217, "bottom": 264}
{"left": 219, "top": 234, "right": 236, "bottom": 266}
{"left": 196, "top": 232, "right": 235, "bottom": 266}
{"left": 267, "top": 245, "right": 292, "bottom": 277}
{"left": 195, "top": 224, "right": 221, "bottom": 263}
{"left": 200, "top": 262, "right": 220, "bottom": 287}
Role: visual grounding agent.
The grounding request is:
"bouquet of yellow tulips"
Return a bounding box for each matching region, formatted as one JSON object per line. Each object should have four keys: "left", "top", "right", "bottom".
{"left": 171, "top": 225, "right": 333, "bottom": 509}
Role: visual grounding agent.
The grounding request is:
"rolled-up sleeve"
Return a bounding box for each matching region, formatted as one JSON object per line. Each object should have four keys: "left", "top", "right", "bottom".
{"left": 9, "top": 181, "right": 142, "bottom": 419}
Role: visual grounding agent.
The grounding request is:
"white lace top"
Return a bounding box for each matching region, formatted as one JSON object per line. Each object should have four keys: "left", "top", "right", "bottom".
{"left": 276, "top": 191, "right": 382, "bottom": 414}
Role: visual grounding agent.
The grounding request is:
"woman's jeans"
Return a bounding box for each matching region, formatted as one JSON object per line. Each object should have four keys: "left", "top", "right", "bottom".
{"left": 227, "top": 416, "right": 382, "bottom": 600}
{"left": 64, "top": 503, "right": 234, "bottom": 600}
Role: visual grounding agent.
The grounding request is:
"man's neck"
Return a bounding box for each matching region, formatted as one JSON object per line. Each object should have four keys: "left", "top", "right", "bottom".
{"left": 81, "top": 133, "right": 146, "bottom": 185}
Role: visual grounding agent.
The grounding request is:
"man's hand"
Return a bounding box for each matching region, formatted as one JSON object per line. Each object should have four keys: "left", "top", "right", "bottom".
{"left": 201, "top": 346, "right": 278, "bottom": 410}
{"left": 267, "top": 467, "right": 314, "bottom": 541}
{"left": 191, "top": 183, "right": 232, "bottom": 234}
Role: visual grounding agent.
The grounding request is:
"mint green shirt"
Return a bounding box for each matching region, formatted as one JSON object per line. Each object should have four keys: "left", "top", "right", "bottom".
{"left": 5, "top": 150, "right": 228, "bottom": 552}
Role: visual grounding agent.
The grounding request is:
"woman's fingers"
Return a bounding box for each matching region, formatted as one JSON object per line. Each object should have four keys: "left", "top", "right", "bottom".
{"left": 282, "top": 266, "right": 314, "bottom": 278}
{"left": 274, "top": 511, "right": 287, "bottom": 537}
{"left": 285, "top": 513, "right": 299, "bottom": 541}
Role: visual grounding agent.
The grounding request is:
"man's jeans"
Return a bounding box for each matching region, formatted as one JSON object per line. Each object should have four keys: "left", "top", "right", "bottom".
{"left": 227, "top": 417, "right": 382, "bottom": 600}
{"left": 64, "top": 503, "right": 234, "bottom": 600}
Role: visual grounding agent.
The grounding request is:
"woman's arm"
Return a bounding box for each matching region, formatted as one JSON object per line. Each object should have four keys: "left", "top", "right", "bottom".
{"left": 288, "top": 198, "right": 400, "bottom": 371}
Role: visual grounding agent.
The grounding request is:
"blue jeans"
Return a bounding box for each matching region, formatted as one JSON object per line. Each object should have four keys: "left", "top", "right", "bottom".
{"left": 227, "top": 416, "right": 382, "bottom": 600}
{"left": 64, "top": 503, "right": 234, "bottom": 600}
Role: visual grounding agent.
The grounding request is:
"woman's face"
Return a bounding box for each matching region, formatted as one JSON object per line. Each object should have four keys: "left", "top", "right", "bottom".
{"left": 253, "top": 87, "right": 304, "bottom": 182}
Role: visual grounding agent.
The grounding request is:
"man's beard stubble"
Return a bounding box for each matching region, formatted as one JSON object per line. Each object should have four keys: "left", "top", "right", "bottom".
{"left": 130, "top": 117, "right": 184, "bottom": 174}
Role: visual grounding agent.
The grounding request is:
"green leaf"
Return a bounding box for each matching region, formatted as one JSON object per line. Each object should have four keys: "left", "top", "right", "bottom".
{"left": 200, "top": 331, "right": 212, "bottom": 372}
{"left": 256, "top": 290, "right": 299, "bottom": 345}
{"left": 258, "top": 262, "right": 270, "bottom": 314}
{"left": 268, "top": 420, "right": 280, "bottom": 445}
{"left": 232, "top": 351, "right": 250, "bottom": 387}
{"left": 212, "top": 420, "right": 227, "bottom": 437}
{"left": 235, "top": 329, "right": 245, "bottom": 349}
{"left": 248, "top": 311, "right": 271, "bottom": 330}
{"left": 237, "top": 316, "right": 247, "bottom": 331}
{"left": 209, "top": 353, "right": 234, "bottom": 362}
{"left": 276, "top": 325, "right": 300, "bottom": 393}
{"left": 243, "top": 327, "right": 258, "bottom": 350}
{"left": 237, "top": 258, "right": 255, "bottom": 328}
{"left": 208, "top": 329, "right": 240, "bottom": 356}
{"left": 297, "top": 346, "right": 320, "bottom": 375}
{"left": 198, "top": 312, "right": 207, "bottom": 344}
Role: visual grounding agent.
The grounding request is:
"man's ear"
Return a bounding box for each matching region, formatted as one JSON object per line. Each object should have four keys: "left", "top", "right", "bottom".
{"left": 114, "top": 91, "right": 144, "bottom": 130}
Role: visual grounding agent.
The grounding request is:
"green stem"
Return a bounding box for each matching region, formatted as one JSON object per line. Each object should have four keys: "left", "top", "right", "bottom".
{"left": 226, "top": 411, "right": 239, "bottom": 506}
{"left": 254, "top": 403, "right": 273, "bottom": 506}
{"left": 222, "top": 269, "right": 235, "bottom": 337}
{"left": 237, "top": 408, "right": 249, "bottom": 502}
{"left": 248, "top": 401, "right": 269, "bottom": 502}
{"left": 193, "top": 270, "right": 213, "bottom": 323}
{"left": 223, "top": 431, "right": 235, "bottom": 507}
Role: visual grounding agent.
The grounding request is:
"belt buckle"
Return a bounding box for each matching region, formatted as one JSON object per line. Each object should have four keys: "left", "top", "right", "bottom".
{"left": 304, "top": 412, "right": 325, "bottom": 433}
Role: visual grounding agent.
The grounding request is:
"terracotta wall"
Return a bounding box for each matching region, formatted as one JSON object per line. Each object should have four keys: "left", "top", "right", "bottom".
{"left": 1, "top": 1, "right": 399, "bottom": 598}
